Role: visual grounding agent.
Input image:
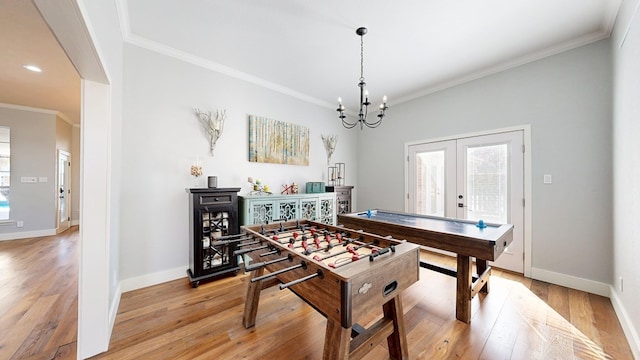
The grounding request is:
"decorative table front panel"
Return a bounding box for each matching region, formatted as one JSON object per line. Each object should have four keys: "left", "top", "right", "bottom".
{"left": 240, "top": 193, "right": 336, "bottom": 225}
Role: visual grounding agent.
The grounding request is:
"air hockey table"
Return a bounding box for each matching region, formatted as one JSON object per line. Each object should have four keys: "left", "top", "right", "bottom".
{"left": 338, "top": 209, "right": 514, "bottom": 323}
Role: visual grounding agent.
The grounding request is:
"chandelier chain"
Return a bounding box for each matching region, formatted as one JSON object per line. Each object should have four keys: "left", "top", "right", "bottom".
{"left": 360, "top": 34, "right": 364, "bottom": 81}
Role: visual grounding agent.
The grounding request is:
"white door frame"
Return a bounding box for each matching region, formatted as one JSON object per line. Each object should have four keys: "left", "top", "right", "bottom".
{"left": 56, "top": 149, "right": 71, "bottom": 233}
{"left": 405, "top": 125, "right": 532, "bottom": 277}
{"left": 34, "top": 1, "right": 113, "bottom": 358}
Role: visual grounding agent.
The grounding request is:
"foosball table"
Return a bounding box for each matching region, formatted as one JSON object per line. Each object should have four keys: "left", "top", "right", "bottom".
{"left": 225, "top": 220, "right": 420, "bottom": 360}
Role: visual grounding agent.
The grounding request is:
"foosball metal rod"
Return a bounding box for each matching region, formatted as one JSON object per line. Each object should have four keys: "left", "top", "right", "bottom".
{"left": 312, "top": 241, "right": 378, "bottom": 262}
{"left": 234, "top": 244, "right": 270, "bottom": 256}
{"left": 211, "top": 236, "right": 254, "bottom": 246}
{"left": 279, "top": 269, "right": 324, "bottom": 290}
{"left": 259, "top": 249, "right": 280, "bottom": 257}
{"left": 235, "top": 240, "right": 262, "bottom": 247}
{"left": 250, "top": 261, "right": 308, "bottom": 283}
{"left": 211, "top": 232, "right": 250, "bottom": 240}
{"left": 245, "top": 254, "right": 293, "bottom": 272}
{"left": 260, "top": 222, "right": 310, "bottom": 235}
{"left": 329, "top": 246, "right": 396, "bottom": 269}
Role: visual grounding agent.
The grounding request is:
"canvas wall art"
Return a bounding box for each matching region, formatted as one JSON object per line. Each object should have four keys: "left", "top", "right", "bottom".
{"left": 248, "top": 115, "right": 309, "bottom": 165}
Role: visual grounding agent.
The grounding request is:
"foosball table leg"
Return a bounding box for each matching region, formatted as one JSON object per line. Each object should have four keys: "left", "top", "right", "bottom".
{"left": 322, "top": 295, "right": 409, "bottom": 360}
{"left": 242, "top": 267, "right": 265, "bottom": 328}
{"left": 323, "top": 318, "right": 351, "bottom": 360}
{"left": 383, "top": 294, "right": 409, "bottom": 359}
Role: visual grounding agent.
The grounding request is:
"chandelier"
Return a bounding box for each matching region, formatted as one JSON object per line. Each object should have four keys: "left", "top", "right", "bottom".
{"left": 337, "top": 27, "right": 388, "bottom": 129}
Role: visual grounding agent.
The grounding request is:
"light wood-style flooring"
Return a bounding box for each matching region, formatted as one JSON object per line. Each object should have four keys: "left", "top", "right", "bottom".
{"left": 0, "top": 228, "right": 633, "bottom": 359}
{"left": 0, "top": 227, "right": 78, "bottom": 360}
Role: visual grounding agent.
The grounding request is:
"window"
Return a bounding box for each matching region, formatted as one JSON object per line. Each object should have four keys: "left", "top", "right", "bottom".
{"left": 0, "top": 127, "right": 10, "bottom": 220}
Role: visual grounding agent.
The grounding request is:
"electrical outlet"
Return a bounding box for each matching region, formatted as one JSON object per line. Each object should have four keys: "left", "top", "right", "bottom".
{"left": 620, "top": 277, "right": 624, "bottom": 293}
{"left": 16, "top": 221, "right": 24, "bottom": 227}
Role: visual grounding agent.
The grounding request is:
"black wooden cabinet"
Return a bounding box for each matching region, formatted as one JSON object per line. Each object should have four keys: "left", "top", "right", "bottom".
{"left": 326, "top": 185, "right": 354, "bottom": 215}
{"left": 186, "top": 187, "right": 241, "bottom": 287}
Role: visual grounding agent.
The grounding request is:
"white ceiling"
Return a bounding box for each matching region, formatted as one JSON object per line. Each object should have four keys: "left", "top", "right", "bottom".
{"left": 0, "top": 0, "right": 80, "bottom": 124}
{"left": 0, "top": 0, "right": 620, "bottom": 125}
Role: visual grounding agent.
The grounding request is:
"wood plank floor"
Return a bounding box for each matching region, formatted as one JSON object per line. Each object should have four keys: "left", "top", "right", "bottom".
{"left": 1, "top": 228, "right": 633, "bottom": 359}
{"left": 0, "top": 227, "right": 78, "bottom": 360}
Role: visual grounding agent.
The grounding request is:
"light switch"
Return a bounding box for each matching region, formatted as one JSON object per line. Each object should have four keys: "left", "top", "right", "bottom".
{"left": 543, "top": 174, "right": 552, "bottom": 184}
{"left": 21, "top": 177, "right": 37, "bottom": 183}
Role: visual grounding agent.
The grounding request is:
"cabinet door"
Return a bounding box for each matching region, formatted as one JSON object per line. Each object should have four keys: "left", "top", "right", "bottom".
{"left": 319, "top": 196, "right": 335, "bottom": 225}
{"left": 277, "top": 198, "right": 299, "bottom": 221}
{"left": 248, "top": 199, "right": 275, "bottom": 224}
{"left": 299, "top": 198, "right": 318, "bottom": 220}
{"left": 199, "top": 209, "right": 233, "bottom": 273}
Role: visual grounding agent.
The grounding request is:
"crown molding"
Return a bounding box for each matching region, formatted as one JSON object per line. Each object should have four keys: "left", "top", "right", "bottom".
{"left": 116, "top": 0, "right": 621, "bottom": 110}
{"left": 394, "top": 29, "right": 613, "bottom": 105}
{"left": 0, "top": 102, "right": 58, "bottom": 115}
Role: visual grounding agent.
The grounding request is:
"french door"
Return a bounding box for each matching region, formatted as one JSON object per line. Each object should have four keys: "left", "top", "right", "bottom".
{"left": 407, "top": 130, "right": 524, "bottom": 273}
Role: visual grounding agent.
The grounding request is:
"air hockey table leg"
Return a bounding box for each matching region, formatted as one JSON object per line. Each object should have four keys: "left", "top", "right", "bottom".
{"left": 456, "top": 255, "right": 472, "bottom": 323}
{"left": 475, "top": 259, "right": 490, "bottom": 294}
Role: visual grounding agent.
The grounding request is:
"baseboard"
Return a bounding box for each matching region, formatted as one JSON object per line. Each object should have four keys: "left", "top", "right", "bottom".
{"left": 71, "top": 220, "right": 80, "bottom": 226}
{"left": 609, "top": 287, "right": 640, "bottom": 359}
{"left": 108, "top": 283, "right": 121, "bottom": 345}
{"left": 0, "top": 228, "right": 56, "bottom": 241}
{"left": 120, "top": 266, "right": 187, "bottom": 293}
{"left": 530, "top": 267, "right": 610, "bottom": 297}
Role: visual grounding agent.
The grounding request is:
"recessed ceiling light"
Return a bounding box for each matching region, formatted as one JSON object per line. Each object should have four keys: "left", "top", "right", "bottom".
{"left": 23, "top": 65, "right": 42, "bottom": 72}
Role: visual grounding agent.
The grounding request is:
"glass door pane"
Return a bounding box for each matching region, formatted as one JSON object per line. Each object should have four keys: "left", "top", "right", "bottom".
{"left": 464, "top": 143, "right": 508, "bottom": 223}
{"left": 407, "top": 140, "right": 456, "bottom": 216}
{"left": 416, "top": 150, "right": 445, "bottom": 216}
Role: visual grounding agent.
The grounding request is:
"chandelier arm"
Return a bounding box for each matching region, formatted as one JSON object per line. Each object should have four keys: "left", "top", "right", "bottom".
{"left": 364, "top": 117, "right": 383, "bottom": 128}
{"left": 342, "top": 118, "right": 359, "bottom": 129}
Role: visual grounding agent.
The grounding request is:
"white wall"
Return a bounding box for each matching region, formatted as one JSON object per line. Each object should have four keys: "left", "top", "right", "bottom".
{"left": 612, "top": 0, "right": 640, "bottom": 357}
{"left": 0, "top": 105, "right": 58, "bottom": 238}
{"left": 356, "top": 39, "right": 613, "bottom": 285}
{"left": 119, "top": 43, "right": 357, "bottom": 285}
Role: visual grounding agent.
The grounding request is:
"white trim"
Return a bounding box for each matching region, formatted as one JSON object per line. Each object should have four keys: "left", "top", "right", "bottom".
{"left": 0, "top": 102, "right": 73, "bottom": 125}
{"left": 0, "top": 102, "right": 58, "bottom": 115}
{"left": 56, "top": 149, "right": 72, "bottom": 234}
{"left": 108, "top": 283, "right": 121, "bottom": 341}
{"left": 530, "top": 267, "right": 610, "bottom": 297}
{"left": 78, "top": 78, "right": 112, "bottom": 359}
{"left": 522, "top": 126, "right": 532, "bottom": 278}
{"left": 0, "top": 228, "right": 56, "bottom": 241}
{"left": 114, "top": 0, "right": 334, "bottom": 111}
{"left": 404, "top": 124, "right": 532, "bottom": 277}
{"left": 115, "top": 0, "right": 131, "bottom": 39}
{"left": 34, "top": 1, "right": 112, "bottom": 358}
{"left": 609, "top": 288, "right": 640, "bottom": 359}
{"left": 619, "top": 0, "right": 640, "bottom": 48}
{"left": 124, "top": 34, "right": 335, "bottom": 111}
{"left": 120, "top": 266, "right": 187, "bottom": 293}
{"left": 394, "top": 31, "right": 614, "bottom": 106}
